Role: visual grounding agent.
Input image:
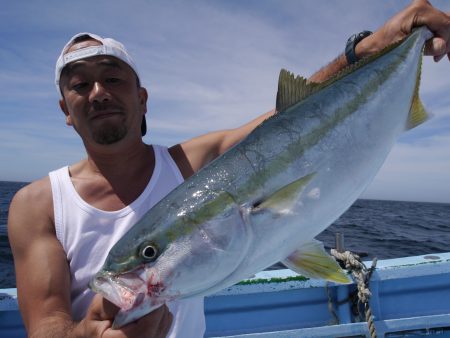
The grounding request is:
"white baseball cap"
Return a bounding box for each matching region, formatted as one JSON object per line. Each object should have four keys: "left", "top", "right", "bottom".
{"left": 55, "top": 32, "right": 140, "bottom": 90}
{"left": 55, "top": 32, "right": 147, "bottom": 135}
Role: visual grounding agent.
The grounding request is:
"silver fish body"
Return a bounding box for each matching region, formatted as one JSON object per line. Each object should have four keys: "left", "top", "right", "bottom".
{"left": 90, "top": 27, "right": 432, "bottom": 327}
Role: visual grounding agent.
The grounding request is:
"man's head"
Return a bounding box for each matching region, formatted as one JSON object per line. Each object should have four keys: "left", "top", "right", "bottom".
{"left": 56, "top": 33, "right": 147, "bottom": 138}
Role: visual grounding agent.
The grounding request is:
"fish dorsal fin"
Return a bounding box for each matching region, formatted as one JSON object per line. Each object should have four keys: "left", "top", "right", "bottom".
{"left": 276, "top": 69, "right": 320, "bottom": 112}
{"left": 282, "top": 239, "right": 351, "bottom": 284}
{"left": 406, "top": 52, "right": 430, "bottom": 130}
{"left": 252, "top": 172, "right": 316, "bottom": 214}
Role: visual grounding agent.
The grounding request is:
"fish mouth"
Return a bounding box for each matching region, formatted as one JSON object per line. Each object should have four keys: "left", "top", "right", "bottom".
{"left": 90, "top": 268, "right": 164, "bottom": 311}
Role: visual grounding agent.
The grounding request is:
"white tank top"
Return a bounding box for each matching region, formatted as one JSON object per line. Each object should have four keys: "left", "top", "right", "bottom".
{"left": 49, "top": 145, "right": 205, "bottom": 337}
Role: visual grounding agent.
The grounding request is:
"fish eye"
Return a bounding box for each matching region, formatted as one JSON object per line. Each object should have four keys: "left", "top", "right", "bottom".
{"left": 141, "top": 244, "right": 158, "bottom": 261}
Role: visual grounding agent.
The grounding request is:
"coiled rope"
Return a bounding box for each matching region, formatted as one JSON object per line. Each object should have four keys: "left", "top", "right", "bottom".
{"left": 331, "top": 249, "right": 378, "bottom": 338}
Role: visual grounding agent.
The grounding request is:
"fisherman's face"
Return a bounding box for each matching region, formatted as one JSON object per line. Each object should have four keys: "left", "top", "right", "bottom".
{"left": 58, "top": 39, "right": 147, "bottom": 146}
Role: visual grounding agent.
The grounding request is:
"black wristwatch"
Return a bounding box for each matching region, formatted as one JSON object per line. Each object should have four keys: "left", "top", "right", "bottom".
{"left": 345, "top": 30, "right": 372, "bottom": 64}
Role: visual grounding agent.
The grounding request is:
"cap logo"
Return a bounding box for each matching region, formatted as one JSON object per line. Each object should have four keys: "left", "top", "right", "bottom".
{"left": 63, "top": 46, "right": 106, "bottom": 65}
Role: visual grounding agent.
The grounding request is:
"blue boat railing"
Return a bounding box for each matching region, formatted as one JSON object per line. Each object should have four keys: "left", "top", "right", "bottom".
{"left": 1, "top": 253, "right": 450, "bottom": 338}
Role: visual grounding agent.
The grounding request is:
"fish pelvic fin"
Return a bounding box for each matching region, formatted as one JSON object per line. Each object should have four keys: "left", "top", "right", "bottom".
{"left": 282, "top": 239, "right": 351, "bottom": 284}
{"left": 251, "top": 172, "right": 316, "bottom": 214}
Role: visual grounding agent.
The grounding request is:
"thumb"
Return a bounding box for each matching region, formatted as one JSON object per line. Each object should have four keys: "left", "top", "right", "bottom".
{"left": 424, "top": 36, "right": 448, "bottom": 57}
{"left": 88, "top": 294, "right": 121, "bottom": 321}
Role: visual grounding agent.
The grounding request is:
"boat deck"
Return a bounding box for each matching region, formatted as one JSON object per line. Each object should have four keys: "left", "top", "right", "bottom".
{"left": 1, "top": 253, "right": 450, "bottom": 337}
{"left": 204, "top": 253, "right": 450, "bottom": 337}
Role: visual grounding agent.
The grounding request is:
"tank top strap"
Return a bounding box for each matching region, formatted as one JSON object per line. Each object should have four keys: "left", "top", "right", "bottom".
{"left": 49, "top": 166, "right": 71, "bottom": 248}
{"left": 152, "top": 144, "right": 184, "bottom": 185}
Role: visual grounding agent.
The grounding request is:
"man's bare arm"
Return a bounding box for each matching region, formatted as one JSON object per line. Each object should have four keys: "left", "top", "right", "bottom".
{"left": 175, "top": 109, "right": 275, "bottom": 175}
{"left": 8, "top": 177, "right": 172, "bottom": 338}
{"left": 8, "top": 179, "right": 173, "bottom": 338}
{"left": 310, "top": 0, "right": 450, "bottom": 83}
{"left": 7, "top": 178, "right": 82, "bottom": 337}
{"left": 173, "top": 0, "right": 449, "bottom": 176}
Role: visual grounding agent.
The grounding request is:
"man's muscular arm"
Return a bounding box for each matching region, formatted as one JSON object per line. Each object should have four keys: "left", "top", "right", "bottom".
{"left": 174, "top": 0, "right": 449, "bottom": 176}
{"left": 8, "top": 178, "right": 81, "bottom": 337}
{"left": 310, "top": 0, "right": 449, "bottom": 83}
{"left": 175, "top": 109, "right": 275, "bottom": 175}
{"left": 8, "top": 178, "right": 172, "bottom": 338}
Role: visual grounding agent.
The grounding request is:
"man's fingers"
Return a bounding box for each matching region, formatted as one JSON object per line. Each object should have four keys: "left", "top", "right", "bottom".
{"left": 408, "top": 1, "right": 450, "bottom": 62}
{"left": 88, "top": 294, "right": 120, "bottom": 320}
{"left": 101, "top": 297, "right": 121, "bottom": 319}
{"left": 160, "top": 306, "right": 174, "bottom": 337}
{"left": 424, "top": 36, "right": 448, "bottom": 56}
{"left": 118, "top": 305, "right": 173, "bottom": 338}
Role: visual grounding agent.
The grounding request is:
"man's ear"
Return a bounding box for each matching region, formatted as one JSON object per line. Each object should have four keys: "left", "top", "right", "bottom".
{"left": 139, "top": 87, "right": 148, "bottom": 114}
{"left": 59, "top": 99, "right": 73, "bottom": 126}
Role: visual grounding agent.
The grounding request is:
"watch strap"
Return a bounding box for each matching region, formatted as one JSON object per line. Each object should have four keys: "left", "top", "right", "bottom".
{"left": 345, "top": 30, "right": 372, "bottom": 65}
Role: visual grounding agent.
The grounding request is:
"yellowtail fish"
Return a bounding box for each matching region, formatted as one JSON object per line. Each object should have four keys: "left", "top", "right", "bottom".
{"left": 90, "top": 27, "right": 433, "bottom": 328}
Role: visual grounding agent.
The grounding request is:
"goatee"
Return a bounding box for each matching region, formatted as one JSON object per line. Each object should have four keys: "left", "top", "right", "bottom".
{"left": 93, "top": 124, "right": 127, "bottom": 145}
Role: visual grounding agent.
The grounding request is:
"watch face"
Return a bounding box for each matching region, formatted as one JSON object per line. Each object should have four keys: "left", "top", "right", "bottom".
{"left": 356, "top": 31, "right": 373, "bottom": 43}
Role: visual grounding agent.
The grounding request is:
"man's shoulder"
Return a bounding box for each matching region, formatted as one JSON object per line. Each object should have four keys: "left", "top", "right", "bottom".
{"left": 15, "top": 176, "right": 52, "bottom": 201}
{"left": 10, "top": 176, "right": 53, "bottom": 219}
{"left": 8, "top": 175, "right": 55, "bottom": 241}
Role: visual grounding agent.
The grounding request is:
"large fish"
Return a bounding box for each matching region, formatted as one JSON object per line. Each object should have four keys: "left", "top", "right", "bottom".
{"left": 90, "top": 27, "right": 433, "bottom": 328}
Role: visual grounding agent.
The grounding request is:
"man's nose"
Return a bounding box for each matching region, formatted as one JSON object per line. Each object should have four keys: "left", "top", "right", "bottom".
{"left": 89, "top": 82, "right": 110, "bottom": 103}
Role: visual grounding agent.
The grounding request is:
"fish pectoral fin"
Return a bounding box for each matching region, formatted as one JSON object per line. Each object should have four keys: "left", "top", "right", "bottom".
{"left": 282, "top": 239, "right": 351, "bottom": 284}
{"left": 251, "top": 172, "right": 316, "bottom": 214}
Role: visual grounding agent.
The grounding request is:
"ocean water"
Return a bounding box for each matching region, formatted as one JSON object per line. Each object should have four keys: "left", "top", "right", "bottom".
{"left": 1, "top": 180, "right": 449, "bottom": 288}
{"left": 1, "top": 181, "right": 28, "bottom": 289}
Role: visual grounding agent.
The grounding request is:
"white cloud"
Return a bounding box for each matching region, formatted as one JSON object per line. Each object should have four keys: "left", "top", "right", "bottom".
{"left": 1, "top": 0, "right": 449, "bottom": 202}
{"left": 363, "top": 134, "right": 450, "bottom": 203}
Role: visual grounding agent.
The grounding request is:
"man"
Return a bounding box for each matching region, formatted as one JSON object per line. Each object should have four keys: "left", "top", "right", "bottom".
{"left": 8, "top": 1, "right": 449, "bottom": 337}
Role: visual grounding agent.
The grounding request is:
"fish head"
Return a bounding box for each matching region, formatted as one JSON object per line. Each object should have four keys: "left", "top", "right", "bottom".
{"left": 90, "top": 190, "right": 251, "bottom": 326}
{"left": 89, "top": 230, "right": 171, "bottom": 312}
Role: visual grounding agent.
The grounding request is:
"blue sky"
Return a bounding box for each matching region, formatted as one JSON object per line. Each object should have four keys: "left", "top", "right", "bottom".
{"left": 1, "top": 0, "right": 449, "bottom": 203}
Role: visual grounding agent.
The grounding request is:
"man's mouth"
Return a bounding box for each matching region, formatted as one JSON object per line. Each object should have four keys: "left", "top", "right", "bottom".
{"left": 90, "top": 110, "right": 122, "bottom": 120}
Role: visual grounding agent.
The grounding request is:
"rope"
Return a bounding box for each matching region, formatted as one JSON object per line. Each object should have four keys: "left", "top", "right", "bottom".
{"left": 325, "top": 283, "right": 339, "bottom": 325}
{"left": 331, "top": 249, "right": 378, "bottom": 338}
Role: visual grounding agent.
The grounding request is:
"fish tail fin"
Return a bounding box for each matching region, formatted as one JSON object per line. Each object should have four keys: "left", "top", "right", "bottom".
{"left": 406, "top": 53, "right": 431, "bottom": 130}
{"left": 407, "top": 94, "right": 429, "bottom": 130}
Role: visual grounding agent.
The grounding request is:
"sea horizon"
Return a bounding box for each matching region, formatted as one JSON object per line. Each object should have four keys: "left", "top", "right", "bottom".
{"left": 1, "top": 180, "right": 448, "bottom": 206}
{"left": 1, "top": 180, "right": 450, "bottom": 288}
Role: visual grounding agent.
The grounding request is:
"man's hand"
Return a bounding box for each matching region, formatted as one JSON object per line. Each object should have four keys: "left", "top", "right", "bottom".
{"left": 82, "top": 295, "right": 173, "bottom": 338}
{"left": 358, "top": 0, "right": 450, "bottom": 62}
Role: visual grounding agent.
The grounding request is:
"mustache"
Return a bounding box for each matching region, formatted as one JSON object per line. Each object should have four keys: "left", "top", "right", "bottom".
{"left": 89, "top": 102, "right": 123, "bottom": 114}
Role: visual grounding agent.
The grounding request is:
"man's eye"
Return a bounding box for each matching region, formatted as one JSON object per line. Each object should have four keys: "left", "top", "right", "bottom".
{"left": 106, "top": 78, "right": 121, "bottom": 83}
{"left": 72, "top": 82, "right": 88, "bottom": 91}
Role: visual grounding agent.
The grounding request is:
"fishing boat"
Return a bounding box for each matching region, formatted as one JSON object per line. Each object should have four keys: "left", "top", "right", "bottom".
{"left": 1, "top": 251, "right": 450, "bottom": 338}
